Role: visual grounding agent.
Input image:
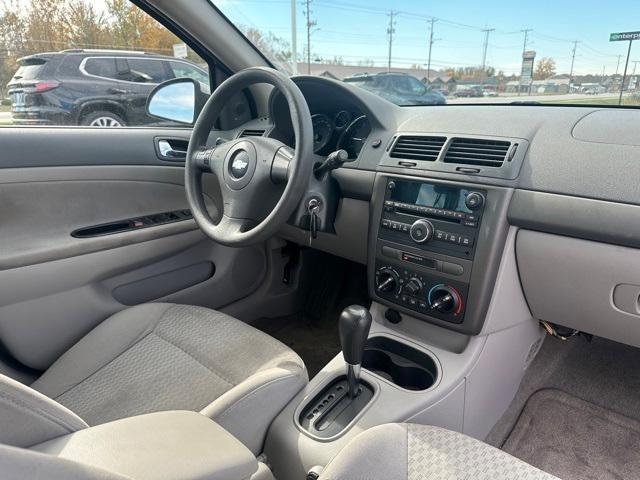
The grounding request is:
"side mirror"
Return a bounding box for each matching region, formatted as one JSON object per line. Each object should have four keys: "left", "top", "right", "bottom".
{"left": 146, "top": 78, "right": 209, "bottom": 125}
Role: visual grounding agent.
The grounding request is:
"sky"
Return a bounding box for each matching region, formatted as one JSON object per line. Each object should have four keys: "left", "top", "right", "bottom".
{"left": 214, "top": 0, "right": 640, "bottom": 76}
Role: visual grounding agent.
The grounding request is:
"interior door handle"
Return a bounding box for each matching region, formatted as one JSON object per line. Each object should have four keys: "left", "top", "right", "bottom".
{"left": 158, "top": 140, "right": 187, "bottom": 159}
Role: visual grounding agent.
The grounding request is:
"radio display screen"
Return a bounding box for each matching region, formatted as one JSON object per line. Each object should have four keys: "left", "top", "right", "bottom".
{"left": 389, "top": 181, "right": 473, "bottom": 214}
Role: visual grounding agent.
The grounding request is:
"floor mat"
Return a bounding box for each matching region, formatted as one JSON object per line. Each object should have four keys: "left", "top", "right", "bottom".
{"left": 258, "top": 314, "right": 341, "bottom": 379}
{"left": 502, "top": 389, "right": 640, "bottom": 480}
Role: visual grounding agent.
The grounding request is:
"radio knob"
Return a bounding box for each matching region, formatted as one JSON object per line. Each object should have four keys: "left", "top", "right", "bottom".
{"left": 409, "top": 219, "right": 434, "bottom": 243}
{"left": 464, "top": 192, "right": 485, "bottom": 211}
{"left": 376, "top": 268, "right": 399, "bottom": 294}
{"left": 404, "top": 278, "right": 423, "bottom": 295}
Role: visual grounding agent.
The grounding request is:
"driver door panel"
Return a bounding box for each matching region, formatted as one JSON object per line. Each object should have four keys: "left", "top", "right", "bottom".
{"left": 0, "top": 128, "right": 266, "bottom": 371}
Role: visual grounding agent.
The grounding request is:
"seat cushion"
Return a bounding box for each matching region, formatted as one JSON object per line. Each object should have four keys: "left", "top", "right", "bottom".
{"left": 320, "top": 423, "right": 559, "bottom": 480}
{"left": 31, "top": 303, "right": 307, "bottom": 454}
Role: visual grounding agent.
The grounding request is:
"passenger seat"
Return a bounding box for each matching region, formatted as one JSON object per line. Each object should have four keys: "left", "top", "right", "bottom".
{"left": 319, "top": 423, "right": 558, "bottom": 480}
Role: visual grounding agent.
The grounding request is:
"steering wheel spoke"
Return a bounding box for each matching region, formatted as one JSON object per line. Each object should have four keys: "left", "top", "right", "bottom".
{"left": 216, "top": 215, "right": 254, "bottom": 237}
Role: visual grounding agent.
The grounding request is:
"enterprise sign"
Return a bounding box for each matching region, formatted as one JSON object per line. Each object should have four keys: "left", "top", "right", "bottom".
{"left": 610, "top": 31, "right": 640, "bottom": 42}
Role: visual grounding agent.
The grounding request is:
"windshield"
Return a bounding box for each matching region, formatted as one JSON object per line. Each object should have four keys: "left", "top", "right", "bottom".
{"left": 214, "top": 1, "right": 640, "bottom": 107}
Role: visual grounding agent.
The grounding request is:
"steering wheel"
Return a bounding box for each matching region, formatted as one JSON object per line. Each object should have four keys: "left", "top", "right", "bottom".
{"left": 185, "top": 67, "right": 314, "bottom": 247}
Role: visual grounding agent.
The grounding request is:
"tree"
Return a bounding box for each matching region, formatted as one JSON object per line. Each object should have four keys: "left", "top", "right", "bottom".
{"left": 243, "top": 27, "right": 292, "bottom": 65}
{"left": 534, "top": 57, "right": 556, "bottom": 80}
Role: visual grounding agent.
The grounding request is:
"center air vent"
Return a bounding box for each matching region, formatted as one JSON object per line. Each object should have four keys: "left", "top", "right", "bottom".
{"left": 239, "top": 129, "right": 265, "bottom": 137}
{"left": 443, "top": 137, "right": 511, "bottom": 167}
{"left": 390, "top": 135, "right": 447, "bottom": 162}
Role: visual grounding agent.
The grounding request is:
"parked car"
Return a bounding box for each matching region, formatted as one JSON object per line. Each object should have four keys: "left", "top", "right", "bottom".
{"left": 344, "top": 72, "right": 446, "bottom": 106}
{"left": 6, "top": 49, "right": 210, "bottom": 126}
{"left": 483, "top": 89, "right": 498, "bottom": 97}
{"left": 454, "top": 85, "right": 484, "bottom": 97}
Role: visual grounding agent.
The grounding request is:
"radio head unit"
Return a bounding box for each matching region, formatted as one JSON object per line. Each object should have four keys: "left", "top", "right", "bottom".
{"left": 380, "top": 179, "right": 485, "bottom": 260}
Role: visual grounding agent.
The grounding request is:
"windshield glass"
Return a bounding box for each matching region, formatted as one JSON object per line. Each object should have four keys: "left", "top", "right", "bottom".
{"left": 213, "top": 1, "right": 640, "bottom": 107}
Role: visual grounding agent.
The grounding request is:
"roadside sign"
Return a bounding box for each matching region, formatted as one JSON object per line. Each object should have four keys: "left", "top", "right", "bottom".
{"left": 520, "top": 50, "right": 536, "bottom": 92}
{"left": 610, "top": 31, "right": 640, "bottom": 42}
{"left": 610, "top": 30, "right": 639, "bottom": 104}
{"left": 173, "top": 43, "right": 188, "bottom": 59}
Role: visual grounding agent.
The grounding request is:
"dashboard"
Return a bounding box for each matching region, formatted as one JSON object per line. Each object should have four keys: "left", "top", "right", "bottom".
{"left": 267, "top": 78, "right": 374, "bottom": 160}
{"left": 232, "top": 75, "right": 640, "bottom": 348}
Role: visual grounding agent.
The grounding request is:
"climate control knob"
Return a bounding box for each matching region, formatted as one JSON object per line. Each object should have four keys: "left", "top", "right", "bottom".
{"left": 428, "top": 285, "right": 462, "bottom": 314}
{"left": 403, "top": 277, "right": 423, "bottom": 295}
{"left": 409, "top": 219, "right": 434, "bottom": 243}
{"left": 375, "top": 268, "right": 400, "bottom": 294}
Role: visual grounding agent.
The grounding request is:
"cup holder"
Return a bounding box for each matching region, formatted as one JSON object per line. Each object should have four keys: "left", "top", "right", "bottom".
{"left": 362, "top": 337, "right": 438, "bottom": 391}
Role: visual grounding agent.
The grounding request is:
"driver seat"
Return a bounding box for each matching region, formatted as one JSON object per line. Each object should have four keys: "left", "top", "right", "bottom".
{"left": 4, "top": 303, "right": 307, "bottom": 454}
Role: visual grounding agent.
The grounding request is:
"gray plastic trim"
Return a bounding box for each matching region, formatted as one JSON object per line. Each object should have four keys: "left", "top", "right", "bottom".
{"left": 508, "top": 189, "right": 640, "bottom": 249}
{"left": 517, "top": 229, "right": 640, "bottom": 347}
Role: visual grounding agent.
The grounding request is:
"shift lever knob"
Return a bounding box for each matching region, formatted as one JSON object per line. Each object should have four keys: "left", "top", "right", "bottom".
{"left": 339, "top": 305, "right": 372, "bottom": 397}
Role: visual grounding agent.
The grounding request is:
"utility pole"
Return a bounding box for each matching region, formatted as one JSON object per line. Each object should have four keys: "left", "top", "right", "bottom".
{"left": 568, "top": 40, "right": 578, "bottom": 93}
{"left": 615, "top": 54, "right": 622, "bottom": 76}
{"left": 387, "top": 10, "right": 396, "bottom": 72}
{"left": 601, "top": 65, "right": 606, "bottom": 83}
{"left": 302, "top": 0, "right": 317, "bottom": 75}
{"left": 519, "top": 28, "right": 533, "bottom": 96}
{"left": 426, "top": 17, "right": 437, "bottom": 83}
{"left": 480, "top": 28, "right": 495, "bottom": 86}
{"left": 291, "top": 0, "right": 297, "bottom": 74}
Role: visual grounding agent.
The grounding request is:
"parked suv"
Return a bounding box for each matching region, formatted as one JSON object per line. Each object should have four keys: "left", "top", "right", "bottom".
{"left": 7, "top": 49, "right": 209, "bottom": 126}
{"left": 344, "top": 72, "right": 446, "bottom": 106}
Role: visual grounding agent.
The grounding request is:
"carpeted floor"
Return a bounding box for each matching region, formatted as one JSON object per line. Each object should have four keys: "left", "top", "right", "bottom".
{"left": 502, "top": 389, "right": 640, "bottom": 480}
{"left": 487, "top": 335, "right": 640, "bottom": 479}
{"left": 255, "top": 251, "right": 369, "bottom": 378}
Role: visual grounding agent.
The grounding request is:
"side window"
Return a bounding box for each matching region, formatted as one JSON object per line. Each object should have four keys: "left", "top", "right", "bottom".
{"left": 0, "top": 1, "right": 209, "bottom": 128}
{"left": 83, "top": 58, "right": 118, "bottom": 80}
{"left": 169, "top": 61, "right": 210, "bottom": 88}
{"left": 124, "top": 59, "right": 169, "bottom": 84}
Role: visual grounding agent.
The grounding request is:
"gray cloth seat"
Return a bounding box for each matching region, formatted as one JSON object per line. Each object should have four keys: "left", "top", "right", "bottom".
{"left": 16, "top": 303, "right": 307, "bottom": 454}
{"left": 319, "top": 423, "right": 559, "bottom": 480}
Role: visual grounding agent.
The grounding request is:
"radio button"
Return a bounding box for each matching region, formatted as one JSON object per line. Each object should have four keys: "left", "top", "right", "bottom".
{"left": 400, "top": 223, "right": 410, "bottom": 233}
{"left": 461, "top": 236, "right": 473, "bottom": 247}
{"left": 463, "top": 220, "right": 478, "bottom": 228}
{"left": 448, "top": 234, "right": 460, "bottom": 244}
{"left": 410, "top": 219, "right": 434, "bottom": 243}
{"left": 435, "top": 230, "right": 446, "bottom": 241}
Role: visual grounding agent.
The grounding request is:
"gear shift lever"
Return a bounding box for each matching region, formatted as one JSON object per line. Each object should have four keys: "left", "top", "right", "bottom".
{"left": 339, "top": 305, "right": 372, "bottom": 398}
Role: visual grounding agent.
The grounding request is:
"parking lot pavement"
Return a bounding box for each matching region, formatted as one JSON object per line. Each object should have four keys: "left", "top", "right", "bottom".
{"left": 0, "top": 111, "right": 12, "bottom": 123}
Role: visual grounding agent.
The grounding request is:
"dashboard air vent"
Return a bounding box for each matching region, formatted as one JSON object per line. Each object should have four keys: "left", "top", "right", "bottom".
{"left": 443, "top": 137, "right": 511, "bottom": 167}
{"left": 239, "top": 129, "right": 265, "bottom": 137}
{"left": 389, "top": 135, "right": 447, "bottom": 162}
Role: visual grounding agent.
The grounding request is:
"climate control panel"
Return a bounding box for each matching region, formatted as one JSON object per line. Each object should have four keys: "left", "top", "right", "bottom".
{"left": 374, "top": 263, "right": 467, "bottom": 323}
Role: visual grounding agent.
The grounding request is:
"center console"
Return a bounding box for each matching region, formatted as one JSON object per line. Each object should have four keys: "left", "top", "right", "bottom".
{"left": 373, "top": 178, "right": 485, "bottom": 325}
{"left": 369, "top": 174, "right": 511, "bottom": 335}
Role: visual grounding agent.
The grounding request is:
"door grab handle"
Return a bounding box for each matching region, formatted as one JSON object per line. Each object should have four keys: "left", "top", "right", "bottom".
{"left": 158, "top": 140, "right": 187, "bottom": 159}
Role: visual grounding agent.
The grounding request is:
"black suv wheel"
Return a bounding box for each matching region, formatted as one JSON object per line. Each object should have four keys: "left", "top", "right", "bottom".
{"left": 81, "top": 110, "right": 126, "bottom": 127}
